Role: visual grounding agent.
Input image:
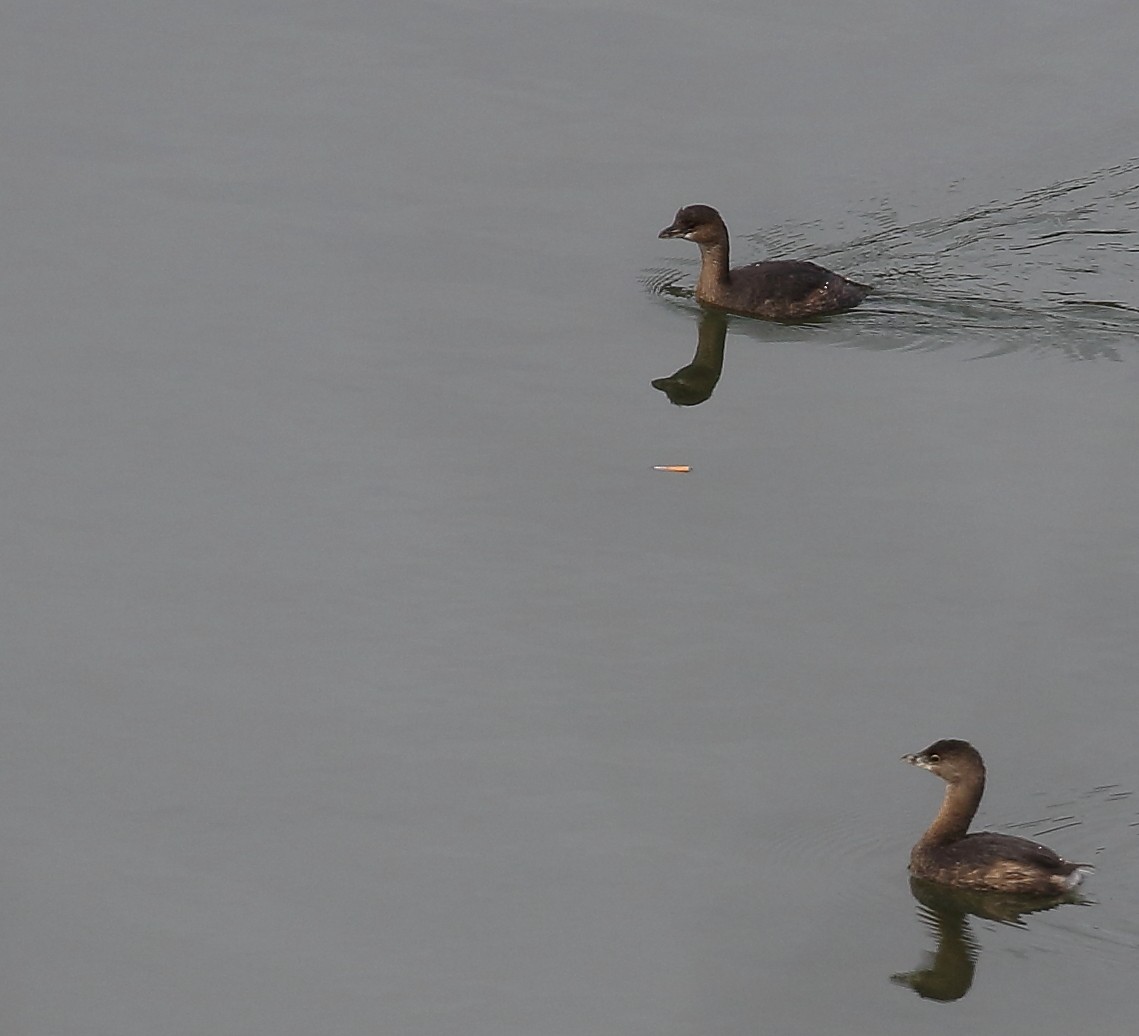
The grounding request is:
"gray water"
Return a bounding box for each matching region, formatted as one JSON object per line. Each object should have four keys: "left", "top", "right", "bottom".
{"left": 4, "top": 2, "right": 1139, "bottom": 1033}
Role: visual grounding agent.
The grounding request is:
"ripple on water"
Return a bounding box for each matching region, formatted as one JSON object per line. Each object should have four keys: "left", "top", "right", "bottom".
{"left": 639, "top": 263, "right": 696, "bottom": 308}
{"left": 983, "top": 783, "right": 1139, "bottom": 964}
{"left": 757, "top": 802, "right": 901, "bottom": 915}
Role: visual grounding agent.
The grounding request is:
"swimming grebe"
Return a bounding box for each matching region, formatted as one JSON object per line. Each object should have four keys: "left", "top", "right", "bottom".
{"left": 903, "top": 739, "right": 1093, "bottom": 895}
{"left": 658, "top": 205, "right": 870, "bottom": 320}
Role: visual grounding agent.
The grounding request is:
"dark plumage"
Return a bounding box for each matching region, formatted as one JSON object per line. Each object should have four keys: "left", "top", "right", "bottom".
{"left": 658, "top": 204, "right": 870, "bottom": 321}
{"left": 903, "top": 739, "right": 1093, "bottom": 895}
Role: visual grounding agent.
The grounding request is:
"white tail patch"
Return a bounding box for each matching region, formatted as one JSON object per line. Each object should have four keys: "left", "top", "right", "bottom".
{"left": 1064, "top": 865, "right": 1095, "bottom": 889}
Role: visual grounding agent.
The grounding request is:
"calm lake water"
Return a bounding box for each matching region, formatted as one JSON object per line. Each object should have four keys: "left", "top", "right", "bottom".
{"left": 4, "top": 2, "right": 1139, "bottom": 1033}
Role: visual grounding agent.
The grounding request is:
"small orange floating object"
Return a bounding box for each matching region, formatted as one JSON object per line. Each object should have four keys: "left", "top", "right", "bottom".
{"left": 653, "top": 465, "right": 691, "bottom": 472}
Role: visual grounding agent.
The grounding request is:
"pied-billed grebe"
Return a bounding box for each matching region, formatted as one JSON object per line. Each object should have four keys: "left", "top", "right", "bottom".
{"left": 658, "top": 205, "right": 870, "bottom": 321}
{"left": 904, "top": 739, "right": 1093, "bottom": 895}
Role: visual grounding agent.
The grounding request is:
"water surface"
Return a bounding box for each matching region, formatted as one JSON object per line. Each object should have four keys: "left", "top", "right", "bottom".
{"left": 4, "top": 2, "right": 1139, "bottom": 1034}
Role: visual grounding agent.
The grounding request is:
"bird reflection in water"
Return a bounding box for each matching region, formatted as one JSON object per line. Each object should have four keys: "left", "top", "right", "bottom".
{"left": 891, "top": 876, "right": 1086, "bottom": 1002}
{"left": 651, "top": 308, "right": 728, "bottom": 407}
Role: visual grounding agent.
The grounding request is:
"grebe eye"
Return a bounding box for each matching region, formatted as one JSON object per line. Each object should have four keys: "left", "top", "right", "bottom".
{"left": 928, "top": 754, "right": 940, "bottom": 763}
